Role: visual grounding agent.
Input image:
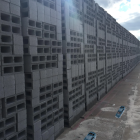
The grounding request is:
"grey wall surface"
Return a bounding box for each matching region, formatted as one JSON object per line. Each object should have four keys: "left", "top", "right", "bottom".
{"left": 0, "top": 0, "right": 140, "bottom": 139}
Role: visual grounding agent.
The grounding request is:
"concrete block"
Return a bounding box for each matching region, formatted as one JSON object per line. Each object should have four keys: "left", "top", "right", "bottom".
{"left": 59, "top": 94, "right": 63, "bottom": 102}
{"left": 17, "top": 109, "right": 26, "bottom": 122}
{"left": 25, "top": 80, "right": 40, "bottom": 89}
{"left": 26, "top": 96, "right": 39, "bottom": 107}
{"left": 0, "top": 0, "right": 10, "bottom": 13}
{"left": 23, "top": 36, "right": 37, "bottom": 46}
{"left": 26, "top": 88, "right": 39, "bottom": 99}
{"left": 10, "top": 3, "right": 20, "bottom": 16}
{"left": 37, "top": 3, "right": 44, "bottom": 22}
{"left": 33, "top": 120, "right": 41, "bottom": 132}
{"left": 13, "top": 34, "right": 23, "bottom": 45}
{"left": 16, "top": 84, "right": 25, "bottom": 94}
{"left": 15, "top": 73, "right": 25, "bottom": 84}
{"left": 25, "top": 71, "right": 40, "bottom": 81}
{"left": 59, "top": 101, "right": 63, "bottom": 109}
{"left": 47, "top": 126, "right": 54, "bottom": 139}
{"left": 42, "top": 130, "right": 49, "bottom": 140}
{"left": 24, "top": 45, "right": 37, "bottom": 55}
{"left": 52, "top": 68, "right": 58, "bottom": 76}
{"left": 10, "top": 0, "right": 20, "bottom": 6}
{"left": 48, "top": 135, "right": 54, "bottom": 140}
{"left": 17, "top": 119, "right": 26, "bottom": 131}
{"left": 3, "top": 75, "right": 15, "bottom": 86}
{"left": 13, "top": 45, "right": 23, "bottom": 54}
{"left": 34, "top": 129, "right": 42, "bottom": 140}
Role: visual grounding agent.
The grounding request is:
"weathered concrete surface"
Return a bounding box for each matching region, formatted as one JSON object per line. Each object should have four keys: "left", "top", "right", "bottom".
{"left": 57, "top": 63, "right": 140, "bottom": 140}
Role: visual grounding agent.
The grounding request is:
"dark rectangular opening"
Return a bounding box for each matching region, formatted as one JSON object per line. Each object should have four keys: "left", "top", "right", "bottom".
{"left": 34, "top": 114, "right": 40, "bottom": 121}
{"left": 46, "top": 63, "right": 51, "bottom": 68}
{"left": 44, "top": 24, "right": 49, "bottom": 30}
{"left": 29, "top": 20, "right": 35, "bottom": 27}
{"left": 40, "top": 56, "right": 45, "bottom": 61}
{"left": 0, "top": 132, "right": 4, "bottom": 139}
{"left": 14, "top": 56, "right": 22, "bottom": 63}
{"left": 44, "top": 40, "right": 50, "bottom": 45}
{"left": 1, "top": 35, "right": 11, "bottom": 43}
{"left": 38, "top": 39, "right": 44, "bottom": 45}
{"left": 1, "top": 24, "right": 11, "bottom": 32}
{"left": 4, "top": 67, "right": 13, "bottom": 74}
{"left": 47, "top": 107, "right": 52, "bottom": 112}
{"left": 22, "top": 11, "right": 28, "bottom": 17}
{"left": 41, "top": 103, "right": 46, "bottom": 109}
{"left": 7, "top": 106, "right": 16, "bottom": 115}
{"left": 28, "top": 29, "right": 34, "bottom": 35}
{"left": 0, "top": 121, "right": 4, "bottom": 129}
{"left": 44, "top": 32, "right": 49, "bottom": 38}
{"left": 21, "top": 2, "right": 28, "bottom": 8}
{"left": 12, "top": 16, "right": 20, "bottom": 24}
{"left": 5, "top": 116, "right": 15, "bottom": 126}
{"left": 36, "top": 31, "right": 41, "bottom": 37}
{"left": 39, "top": 64, "right": 45, "bottom": 69}
{"left": 6, "top": 96, "right": 15, "bottom": 104}
{"left": 47, "top": 55, "right": 51, "bottom": 60}
{"left": 37, "top": 48, "right": 43, "bottom": 53}
{"left": 41, "top": 110, "right": 46, "bottom": 117}
{"left": 4, "top": 56, "right": 13, "bottom": 63}
{"left": 12, "top": 26, "right": 20, "bottom": 34}
{"left": 36, "top": 22, "right": 41, "bottom": 28}
{"left": 44, "top": 48, "right": 49, "bottom": 53}
{"left": 34, "top": 106, "right": 40, "bottom": 113}
{"left": 18, "top": 130, "right": 26, "bottom": 138}
{"left": 50, "top": 26, "right": 55, "bottom": 32}
{"left": 14, "top": 66, "right": 23, "bottom": 72}
{"left": 41, "top": 125, "right": 46, "bottom": 133}
{"left": 52, "top": 41, "right": 56, "bottom": 46}
{"left": 1, "top": 13, "right": 10, "bottom": 21}
{"left": 17, "top": 94, "right": 24, "bottom": 101}
{"left": 46, "top": 92, "right": 51, "bottom": 98}
{"left": 17, "top": 103, "right": 25, "bottom": 111}
{"left": 41, "top": 118, "right": 47, "bottom": 125}
{"left": 52, "top": 62, "right": 57, "bottom": 67}
{"left": 40, "top": 95, "right": 45, "bottom": 102}
{"left": 1, "top": 46, "right": 11, "bottom": 53}
{"left": 50, "top": 34, "right": 55, "bottom": 39}
{"left": 40, "top": 87, "right": 46, "bottom": 93}
{"left": 52, "top": 55, "right": 57, "bottom": 60}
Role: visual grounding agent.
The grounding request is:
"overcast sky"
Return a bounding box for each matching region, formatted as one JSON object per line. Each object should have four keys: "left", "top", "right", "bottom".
{"left": 94, "top": 0, "right": 140, "bottom": 40}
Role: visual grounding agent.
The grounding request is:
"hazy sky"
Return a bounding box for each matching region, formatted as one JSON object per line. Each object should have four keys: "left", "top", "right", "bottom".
{"left": 94, "top": 0, "right": 140, "bottom": 40}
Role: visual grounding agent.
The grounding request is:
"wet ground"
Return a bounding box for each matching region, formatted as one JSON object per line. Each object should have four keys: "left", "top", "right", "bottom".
{"left": 57, "top": 63, "right": 140, "bottom": 140}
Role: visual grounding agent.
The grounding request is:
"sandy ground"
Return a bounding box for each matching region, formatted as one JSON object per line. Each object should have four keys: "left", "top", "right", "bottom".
{"left": 57, "top": 63, "right": 140, "bottom": 140}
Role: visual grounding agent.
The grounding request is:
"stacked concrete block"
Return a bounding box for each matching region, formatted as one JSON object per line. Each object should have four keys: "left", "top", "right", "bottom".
{"left": 105, "top": 12, "right": 112, "bottom": 92}
{"left": 83, "top": 0, "right": 97, "bottom": 110}
{"left": 61, "top": 0, "right": 85, "bottom": 126}
{"left": 0, "top": 0, "right": 27, "bottom": 139}
{"left": 115, "top": 22, "right": 123, "bottom": 82}
{"left": 111, "top": 18, "right": 119, "bottom": 86}
{"left": 95, "top": 4, "right": 106, "bottom": 100}
{"left": 20, "top": 0, "right": 64, "bottom": 139}
{"left": 122, "top": 27, "right": 128, "bottom": 77}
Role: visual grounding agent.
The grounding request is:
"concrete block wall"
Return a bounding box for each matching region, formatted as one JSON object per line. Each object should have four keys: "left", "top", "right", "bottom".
{"left": 20, "top": 0, "right": 64, "bottom": 140}
{"left": 0, "top": 0, "right": 140, "bottom": 139}
{"left": 61, "top": 0, "right": 85, "bottom": 127}
{"left": 83, "top": 0, "right": 97, "bottom": 110}
{"left": 105, "top": 12, "right": 113, "bottom": 92}
{"left": 96, "top": 4, "right": 106, "bottom": 100}
{"left": 0, "top": 0, "right": 26, "bottom": 140}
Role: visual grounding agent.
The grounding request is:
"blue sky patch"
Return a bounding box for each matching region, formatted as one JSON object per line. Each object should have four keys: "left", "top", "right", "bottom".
{"left": 127, "top": 0, "right": 131, "bottom": 2}
{"left": 119, "top": 3, "right": 131, "bottom": 11}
